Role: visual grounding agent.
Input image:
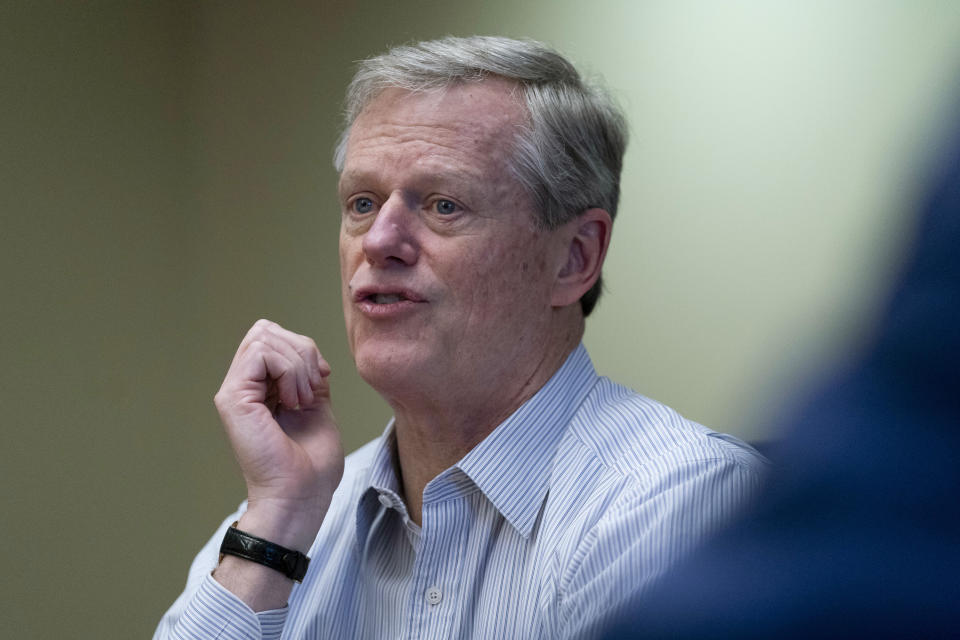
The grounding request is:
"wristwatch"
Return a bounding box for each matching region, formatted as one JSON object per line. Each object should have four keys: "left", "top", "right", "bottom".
{"left": 218, "top": 522, "right": 310, "bottom": 583}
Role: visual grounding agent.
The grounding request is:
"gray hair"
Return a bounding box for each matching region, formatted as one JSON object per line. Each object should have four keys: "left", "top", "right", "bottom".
{"left": 333, "top": 36, "right": 628, "bottom": 316}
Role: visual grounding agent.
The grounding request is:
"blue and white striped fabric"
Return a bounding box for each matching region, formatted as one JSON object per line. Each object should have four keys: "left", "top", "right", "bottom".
{"left": 155, "top": 344, "right": 767, "bottom": 640}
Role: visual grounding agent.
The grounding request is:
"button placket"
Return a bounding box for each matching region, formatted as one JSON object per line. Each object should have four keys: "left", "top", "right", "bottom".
{"left": 403, "top": 476, "right": 471, "bottom": 638}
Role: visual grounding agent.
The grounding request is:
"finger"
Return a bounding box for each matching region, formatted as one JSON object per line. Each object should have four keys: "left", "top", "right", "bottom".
{"left": 254, "top": 332, "right": 317, "bottom": 407}
{"left": 240, "top": 319, "right": 328, "bottom": 387}
{"left": 259, "top": 349, "right": 304, "bottom": 409}
{"left": 236, "top": 319, "right": 285, "bottom": 358}
{"left": 233, "top": 337, "right": 305, "bottom": 408}
{"left": 227, "top": 320, "right": 272, "bottom": 373}
{"left": 262, "top": 323, "right": 330, "bottom": 384}
{"left": 236, "top": 325, "right": 316, "bottom": 405}
{"left": 229, "top": 320, "right": 329, "bottom": 407}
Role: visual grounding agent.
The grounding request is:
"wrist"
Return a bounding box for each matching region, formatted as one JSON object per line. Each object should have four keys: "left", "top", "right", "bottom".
{"left": 219, "top": 523, "right": 310, "bottom": 582}
{"left": 212, "top": 511, "right": 321, "bottom": 612}
{"left": 239, "top": 499, "right": 328, "bottom": 552}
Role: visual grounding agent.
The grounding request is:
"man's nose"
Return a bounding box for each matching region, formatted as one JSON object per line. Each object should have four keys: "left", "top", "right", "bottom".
{"left": 361, "top": 193, "right": 419, "bottom": 267}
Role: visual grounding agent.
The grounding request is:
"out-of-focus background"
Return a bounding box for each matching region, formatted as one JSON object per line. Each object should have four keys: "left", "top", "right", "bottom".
{"left": 2, "top": 1, "right": 958, "bottom": 636}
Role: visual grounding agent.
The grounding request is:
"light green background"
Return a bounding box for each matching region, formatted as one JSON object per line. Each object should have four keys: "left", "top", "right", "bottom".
{"left": 2, "top": 2, "right": 959, "bottom": 637}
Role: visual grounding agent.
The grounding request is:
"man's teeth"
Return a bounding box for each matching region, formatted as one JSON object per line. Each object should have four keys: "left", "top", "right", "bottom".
{"left": 371, "top": 293, "right": 404, "bottom": 304}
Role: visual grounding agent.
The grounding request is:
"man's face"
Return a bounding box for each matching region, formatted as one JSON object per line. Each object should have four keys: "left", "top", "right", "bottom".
{"left": 338, "top": 79, "right": 570, "bottom": 407}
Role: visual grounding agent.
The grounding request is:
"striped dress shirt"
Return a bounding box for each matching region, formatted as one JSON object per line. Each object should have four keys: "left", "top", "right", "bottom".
{"left": 154, "top": 344, "right": 767, "bottom": 639}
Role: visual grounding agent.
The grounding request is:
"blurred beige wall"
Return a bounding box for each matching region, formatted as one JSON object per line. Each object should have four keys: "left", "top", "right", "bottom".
{"left": 2, "top": 1, "right": 958, "bottom": 636}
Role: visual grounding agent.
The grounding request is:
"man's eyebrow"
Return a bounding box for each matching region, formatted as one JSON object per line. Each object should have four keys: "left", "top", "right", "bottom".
{"left": 339, "top": 168, "right": 485, "bottom": 197}
{"left": 337, "top": 170, "right": 378, "bottom": 199}
{"left": 337, "top": 169, "right": 371, "bottom": 189}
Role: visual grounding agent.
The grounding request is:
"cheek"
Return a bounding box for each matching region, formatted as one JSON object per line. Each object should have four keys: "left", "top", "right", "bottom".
{"left": 339, "top": 236, "right": 360, "bottom": 330}
{"left": 495, "top": 235, "right": 550, "bottom": 288}
{"left": 339, "top": 235, "right": 361, "bottom": 280}
{"left": 453, "top": 238, "right": 549, "bottom": 316}
{"left": 338, "top": 229, "right": 350, "bottom": 268}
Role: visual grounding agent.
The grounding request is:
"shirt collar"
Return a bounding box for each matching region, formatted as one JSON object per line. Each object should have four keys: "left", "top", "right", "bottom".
{"left": 354, "top": 344, "right": 598, "bottom": 545}
{"left": 355, "top": 422, "right": 402, "bottom": 550}
{"left": 455, "top": 343, "right": 598, "bottom": 538}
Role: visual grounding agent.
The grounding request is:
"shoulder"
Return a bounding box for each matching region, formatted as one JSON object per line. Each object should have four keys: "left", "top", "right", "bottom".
{"left": 541, "top": 377, "right": 768, "bottom": 577}
{"left": 563, "top": 376, "right": 767, "bottom": 489}
{"left": 538, "top": 380, "right": 768, "bottom": 618}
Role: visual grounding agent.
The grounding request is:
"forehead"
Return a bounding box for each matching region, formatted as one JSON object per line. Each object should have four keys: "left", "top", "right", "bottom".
{"left": 340, "top": 79, "right": 526, "bottom": 183}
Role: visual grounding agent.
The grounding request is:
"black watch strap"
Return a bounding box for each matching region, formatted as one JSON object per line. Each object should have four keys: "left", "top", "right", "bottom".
{"left": 219, "top": 523, "right": 310, "bottom": 583}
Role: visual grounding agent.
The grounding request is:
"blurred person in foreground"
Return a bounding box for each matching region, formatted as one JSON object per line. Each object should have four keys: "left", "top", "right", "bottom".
{"left": 605, "top": 107, "right": 960, "bottom": 638}
{"left": 154, "top": 36, "right": 766, "bottom": 639}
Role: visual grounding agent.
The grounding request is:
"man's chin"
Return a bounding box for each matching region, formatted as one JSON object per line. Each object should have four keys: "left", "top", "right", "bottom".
{"left": 353, "top": 342, "right": 432, "bottom": 394}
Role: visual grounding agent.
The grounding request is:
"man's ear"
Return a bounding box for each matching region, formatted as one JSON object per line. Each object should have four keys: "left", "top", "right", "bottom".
{"left": 551, "top": 208, "right": 612, "bottom": 308}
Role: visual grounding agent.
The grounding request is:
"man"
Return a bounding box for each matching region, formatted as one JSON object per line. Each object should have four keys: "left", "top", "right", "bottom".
{"left": 155, "top": 36, "right": 766, "bottom": 639}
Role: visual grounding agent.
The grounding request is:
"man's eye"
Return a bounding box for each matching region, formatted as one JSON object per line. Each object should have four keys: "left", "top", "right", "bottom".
{"left": 352, "top": 197, "right": 374, "bottom": 214}
{"left": 434, "top": 199, "right": 459, "bottom": 215}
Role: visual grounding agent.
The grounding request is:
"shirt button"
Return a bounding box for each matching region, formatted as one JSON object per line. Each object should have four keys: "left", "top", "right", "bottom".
{"left": 378, "top": 493, "right": 391, "bottom": 508}
{"left": 425, "top": 586, "right": 442, "bottom": 606}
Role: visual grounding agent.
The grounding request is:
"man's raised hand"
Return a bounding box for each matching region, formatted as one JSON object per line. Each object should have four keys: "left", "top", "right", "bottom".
{"left": 213, "top": 319, "right": 344, "bottom": 553}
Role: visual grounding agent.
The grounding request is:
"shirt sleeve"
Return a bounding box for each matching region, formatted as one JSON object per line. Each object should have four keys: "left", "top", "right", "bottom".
{"left": 550, "top": 453, "right": 766, "bottom": 640}
{"left": 152, "top": 508, "right": 289, "bottom": 640}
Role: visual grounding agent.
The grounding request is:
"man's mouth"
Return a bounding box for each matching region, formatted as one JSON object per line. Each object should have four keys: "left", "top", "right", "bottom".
{"left": 367, "top": 293, "right": 408, "bottom": 304}
{"left": 352, "top": 287, "right": 426, "bottom": 309}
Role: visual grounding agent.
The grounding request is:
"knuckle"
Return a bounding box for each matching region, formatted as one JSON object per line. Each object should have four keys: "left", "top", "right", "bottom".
{"left": 248, "top": 319, "right": 275, "bottom": 338}
{"left": 246, "top": 338, "right": 268, "bottom": 353}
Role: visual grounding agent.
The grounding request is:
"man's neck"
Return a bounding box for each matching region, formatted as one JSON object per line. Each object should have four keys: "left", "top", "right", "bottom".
{"left": 390, "top": 332, "right": 581, "bottom": 525}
